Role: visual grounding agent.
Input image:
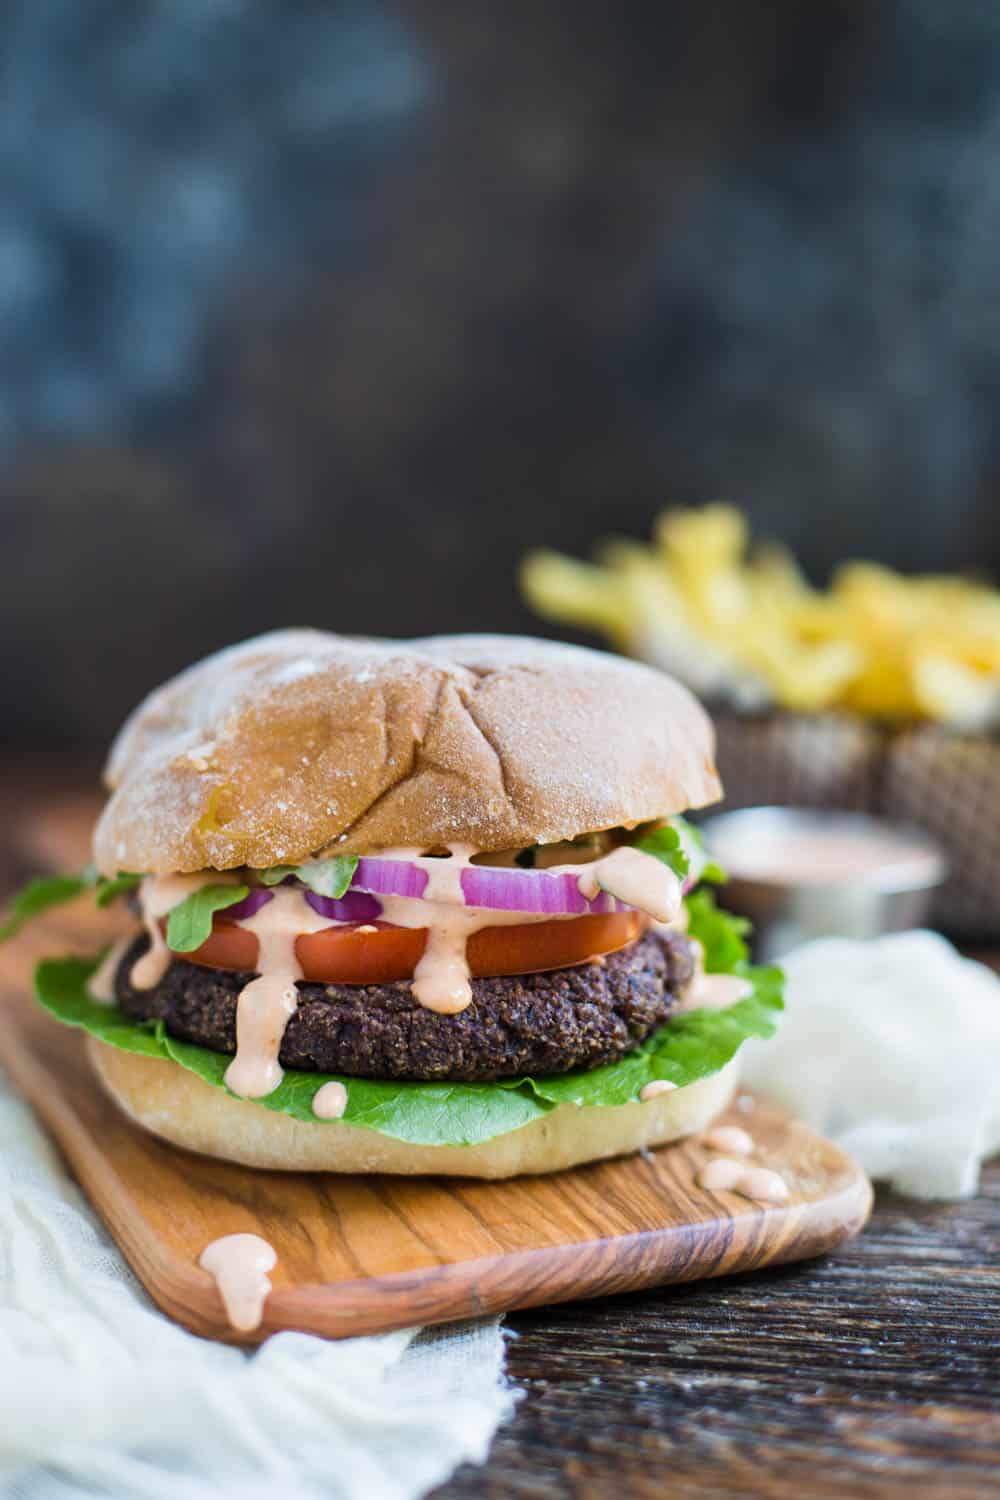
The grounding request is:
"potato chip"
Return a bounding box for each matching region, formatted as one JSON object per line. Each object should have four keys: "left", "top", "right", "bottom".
{"left": 521, "top": 505, "right": 1000, "bottom": 724}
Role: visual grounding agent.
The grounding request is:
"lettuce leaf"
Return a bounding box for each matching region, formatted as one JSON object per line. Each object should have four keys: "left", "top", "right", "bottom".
{"left": 632, "top": 823, "right": 689, "bottom": 881}
{"left": 0, "top": 868, "right": 141, "bottom": 939}
{"left": 33, "top": 890, "right": 782, "bottom": 1148}
{"left": 685, "top": 886, "right": 751, "bottom": 971}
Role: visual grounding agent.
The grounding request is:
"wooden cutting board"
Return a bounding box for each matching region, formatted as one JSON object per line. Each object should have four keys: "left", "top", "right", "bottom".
{"left": 0, "top": 909, "right": 871, "bottom": 1346}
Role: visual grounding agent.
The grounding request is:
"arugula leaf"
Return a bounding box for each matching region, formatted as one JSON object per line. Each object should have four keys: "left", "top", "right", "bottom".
{"left": 258, "top": 856, "right": 358, "bottom": 898}
{"left": 294, "top": 857, "right": 359, "bottom": 899}
{"left": 0, "top": 874, "right": 91, "bottom": 940}
{"left": 632, "top": 822, "right": 690, "bottom": 881}
{"left": 685, "top": 886, "right": 751, "bottom": 972}
{"left": 667, "top": 814, "right": 726, "bottom": 884}
{"left": 33, "top": 903, "right": 783, "bottom": 1148}
{"left": 94, "top": 872, "right": 142, "bottom": 908}
{"left": 165, "top": 885, "right": 249, "bottom": 952}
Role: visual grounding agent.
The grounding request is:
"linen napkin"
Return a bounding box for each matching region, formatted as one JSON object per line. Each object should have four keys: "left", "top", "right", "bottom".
{"left": 0, "top": 1072, "right": 515, "bottom": 1500}
{"left": 742, "top": 930, "right": 1000, "bottom": 1198}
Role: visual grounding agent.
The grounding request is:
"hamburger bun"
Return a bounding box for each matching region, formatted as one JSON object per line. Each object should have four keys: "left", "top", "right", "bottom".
{"left": 88, "top": 1038, "right": 739, "bottom": 1177}
{"left": 94, "top": 630, "right": 721, "bottom": 876}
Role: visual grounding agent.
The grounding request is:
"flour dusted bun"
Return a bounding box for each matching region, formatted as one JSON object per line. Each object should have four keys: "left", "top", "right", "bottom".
{"left": 88, "top": 1039, "right": 739, "bottom": 1177}
{"left": 93, "top": 630, "right": 721, "bottom": 876}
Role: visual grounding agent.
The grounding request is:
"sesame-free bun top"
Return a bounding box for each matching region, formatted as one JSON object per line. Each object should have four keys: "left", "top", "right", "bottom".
{"left": 93, "top": 630, "right": 721, "bottom": 876}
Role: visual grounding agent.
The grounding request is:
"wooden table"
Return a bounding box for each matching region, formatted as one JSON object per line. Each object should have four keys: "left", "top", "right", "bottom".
{"left": 2, "top": 761, "right": 998, "bottom": 1499}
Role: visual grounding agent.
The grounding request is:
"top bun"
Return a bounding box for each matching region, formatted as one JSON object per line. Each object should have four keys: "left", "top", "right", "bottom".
{"left": 93, "top": 630, "right": 721, "bottom": 875}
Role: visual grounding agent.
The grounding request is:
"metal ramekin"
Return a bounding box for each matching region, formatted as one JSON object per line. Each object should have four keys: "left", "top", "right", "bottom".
{"left": 699, "top": 806, "right": 949, "bottom": 961}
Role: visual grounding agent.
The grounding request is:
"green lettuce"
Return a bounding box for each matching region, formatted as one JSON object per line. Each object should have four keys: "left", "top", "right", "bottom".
{"left": 0, "top": 868, "right": 141, "bottom": 940}
{"left": 33, "top": 892, "right": 781, "bottom": 1148}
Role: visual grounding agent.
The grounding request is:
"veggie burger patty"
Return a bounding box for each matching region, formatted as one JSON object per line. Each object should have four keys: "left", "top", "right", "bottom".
{"left": 114, "top": 928, "right": 696, "bottom": 1083}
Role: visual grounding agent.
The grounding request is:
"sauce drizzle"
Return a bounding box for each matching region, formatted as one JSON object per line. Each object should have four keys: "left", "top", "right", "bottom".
{"left": 132, "top": 873, "right": 227, "bottom": 990}
{"left": 199, "top": 1233, "right": 277, "bottom": 1332}
{"left": 639, "top": 1079, "right": 677, "bottom": 1101}
{"left": 675, "top": 939, "right": 753, "bottom": 1014}
{"left": 225, "top": 887, "right": 331, "bottom": 1098}
{"left": 575, "top": 847, "right": 681, "bottom": 924}
{"left": 87, "top": 936, "right": 133, "bottom": 1005}
{"left": 312, "top": 1080, "right": 348, "bottom": 1119}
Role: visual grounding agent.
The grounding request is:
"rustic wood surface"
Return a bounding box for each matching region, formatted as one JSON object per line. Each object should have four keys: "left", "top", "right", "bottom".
{"left": 1, "top": 764, "right": 998, "bottom": 1496}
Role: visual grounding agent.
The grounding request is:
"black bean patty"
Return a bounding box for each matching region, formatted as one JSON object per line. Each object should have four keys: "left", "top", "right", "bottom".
{"left": 113, "top": 930, "right": 694, "bottom": 1082}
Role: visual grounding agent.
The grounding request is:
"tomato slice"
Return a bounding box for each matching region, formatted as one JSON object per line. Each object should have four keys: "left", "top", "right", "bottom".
{"left": 182, "top": 911, "right": 645, "bottom": 985}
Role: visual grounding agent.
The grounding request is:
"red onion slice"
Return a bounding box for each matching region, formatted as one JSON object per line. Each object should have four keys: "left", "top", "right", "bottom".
{"left": 346, "top": 853, "right": 624, "bottom": 914}
{"left": 459, "top": 865, "right": 621, "bottom": 914}
{"left": 351, "top": 856, "right": 429, "bottom": 899}
{"left": 305, "top": 889, "right": 382, "bottom": 923}
{"left": 221, "top": 889, "right": 274, "bottom": 922}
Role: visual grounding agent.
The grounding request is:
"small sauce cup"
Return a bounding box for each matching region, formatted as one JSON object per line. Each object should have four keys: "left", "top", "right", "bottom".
{"left": 700, "top": 807, "right": 948, "bottom": 961}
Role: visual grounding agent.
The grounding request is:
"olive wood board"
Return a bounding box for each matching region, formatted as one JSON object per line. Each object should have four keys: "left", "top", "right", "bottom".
{"left": 0, "top": 905, "right": 873, "bottom": 1346}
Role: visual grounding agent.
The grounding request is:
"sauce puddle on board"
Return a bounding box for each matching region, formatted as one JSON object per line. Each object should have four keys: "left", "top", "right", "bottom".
{"left": 199, "top": 1233, "right": 277, "bottom": 1333}
{"left": 704, "top": 1125, "right": 754, "bottom": 1156}
{"left": 697, "top": 1156, "right": 789, "bottom": 1204}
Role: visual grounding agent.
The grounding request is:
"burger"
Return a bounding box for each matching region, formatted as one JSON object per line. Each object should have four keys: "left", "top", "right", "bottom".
{"left": 5, "top": 630, "right": 782, "bottom": 1177}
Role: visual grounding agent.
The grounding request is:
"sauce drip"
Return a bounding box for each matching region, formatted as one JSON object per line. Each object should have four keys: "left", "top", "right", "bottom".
{"left": 639, "top": 1079, "right": 677, "bottom": 1101}
{"left": 705, "top": 1125, "right": 754, "bottom": 1156}
{"left": 86, "top": 936, "right": 133, "bottom": 1005}
{"left": 132, "top": 873, "right": 227, "bottom": 990}
{"left": 378, "top": 846, "right": 502, "bottom": 1015}
{"left": 199, "top": 1233, "right": 277, "bottom": 1332}
{"left": 575, "top": 847, "right": 681, "bottom": 925}
{"left": 312, "top": 1080, "right": 348, "bottom": 1119}
{"left": 225, "top": 887, "right": 331, "bottom": 1098}
{"left": 675, "top": 939, "right": 753, "bottom": 1014}
{"left": 697, "top": 1156, "right": 789, "bottom": 1203}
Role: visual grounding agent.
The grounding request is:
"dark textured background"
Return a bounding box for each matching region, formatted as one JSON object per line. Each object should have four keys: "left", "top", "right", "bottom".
{"left": 3, "top": 0, "right": 999, "bottom": 745}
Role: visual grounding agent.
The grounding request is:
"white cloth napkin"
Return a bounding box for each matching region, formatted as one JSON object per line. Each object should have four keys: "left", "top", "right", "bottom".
{"left": 742, "top": 930, "right": 1000, "bottom": 1199}
{"left": 0, "top": 1074, "right": 516, "bottom": 1500}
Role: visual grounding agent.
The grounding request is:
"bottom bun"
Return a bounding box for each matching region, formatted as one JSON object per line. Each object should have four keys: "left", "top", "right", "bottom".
{"left": 88, "top": 1038, "right": 740, "bottom": 1178}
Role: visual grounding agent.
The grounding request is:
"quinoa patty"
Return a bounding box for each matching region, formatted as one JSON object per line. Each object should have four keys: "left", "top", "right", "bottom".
{"left": 113, "top": 930, "right": 695, "bottom": 1082}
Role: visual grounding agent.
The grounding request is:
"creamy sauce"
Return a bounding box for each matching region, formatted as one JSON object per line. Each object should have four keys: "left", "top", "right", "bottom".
{"left": 575, "top": 847, "right": 681, "bottom": 925}
{"left": 378, "top": 846, "right": 555, "bottom": 1015}
{"left": 675, "top": 938, "right": 753, "bottom": 1014}
{"left": 125, "top": 838, "right": 688, "bottom": 1038}
{"left": 199, "top": 1233, "right": 277, "bottom": 1332}
{"left": 639, "top": 1079, "right": 677, "bottom": 1101}
{"left": 224, "top": 887, "right": 331, "bottom": 1099}
{"left": 312, "top": 1080, "right": 348, "bottom": 1119}
{"left": 132, "top": 872, "right": 228, "bottom": 990}
{"left": 86, "top": 936, "right": 133, "bottom": 1005}
{"left": 705, "top": 1125, "right": 754, "bottom": 1156}
{"left": 678, "top": 973, "right": 753, "bottom": 1013}
{"left": 697, "top": 1156, "right": 789, "bottom": 1203}
{"left": 711, "top": 826, "right": 942, "bottom": 887}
